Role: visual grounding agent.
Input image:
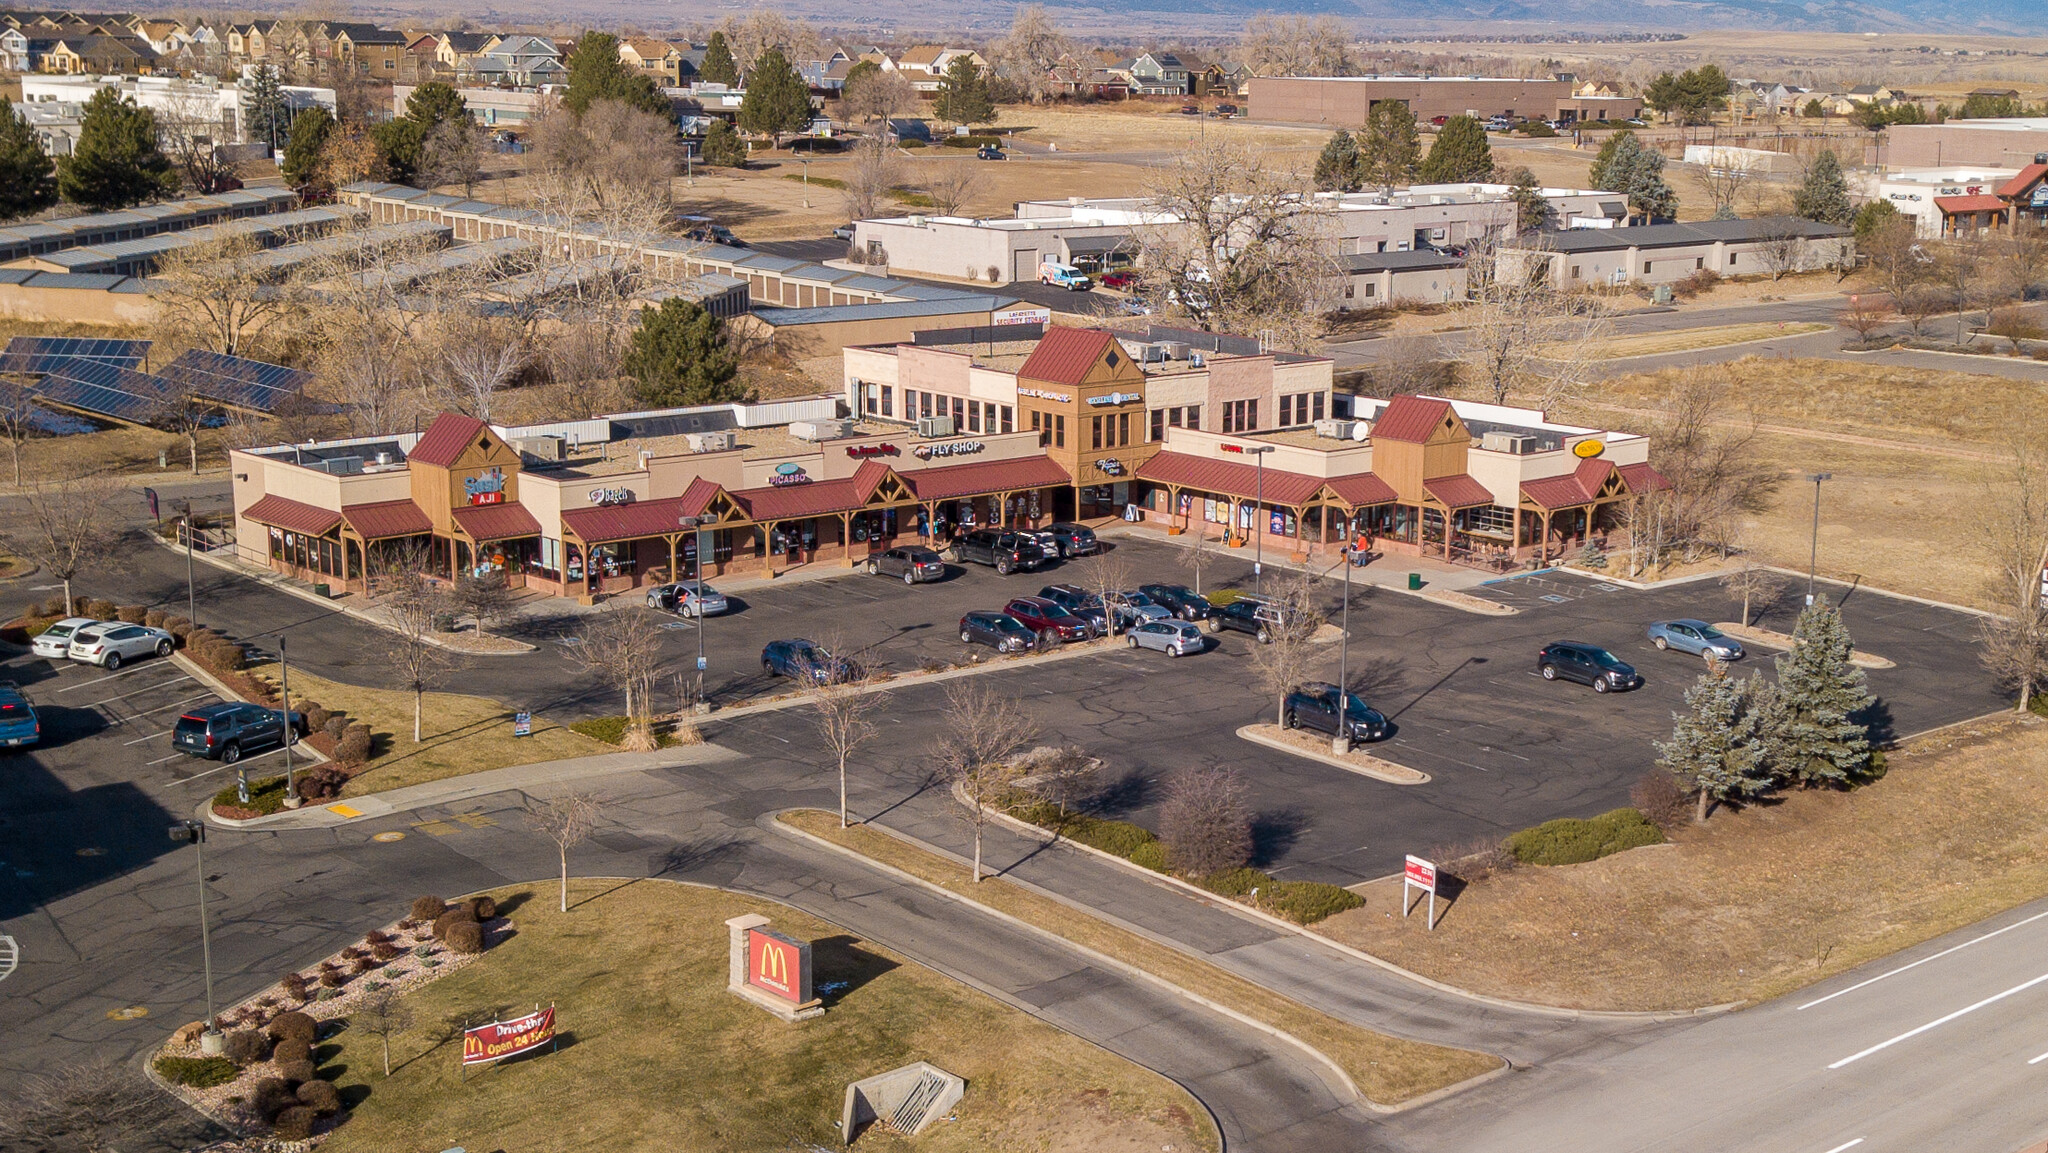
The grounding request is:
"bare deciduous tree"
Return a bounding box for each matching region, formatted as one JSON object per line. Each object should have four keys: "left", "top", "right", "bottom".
{"left": 1244, "top": 571, "right": 1326, "bottom": 725}
{"left": 933, "top": 680, "right": 1037, "bottom": 882}
{"left": 421, "top": 116, "right": 484, "bottom": 197}
{"left": 924, "top": 159, "right": 987, "bottom": 218}
{"left": 437, "top": 319, "right": 529, "bottom": 421}
{"left": 1720, "top": 551, "right": 1788, "bottom": 627}
{"left": 1024, "top": 744, "right": 1103, "bottom": 816}
{"left": 0, "top": 1057, "right": 178, "bottom": 1153}
{"left": 1754, "top": 222, "right": 1810, "bottom": 282}
{"left": 5, "top": 472, "right": 124, "bottom": 615}
{"left": 987, "top": 5, "right": 1077, "bottom": 103}
{"left": 0, "top": 382, "right": 44, "bottom": 487}
{"left": 451, "top": 570, "right": 516, "bottom": 637}
{"left": 1238, "top": 13, "right": 1356, "bottom": 76}
{"left": 1460, "top": 276, "right": 1607, "bottom": 408}
{"left": 1177, "top": 520, "right": 1215, "bottom": 594}
{"left": 841, "top": 134, "right": 899, "bottom": 225}
{"left": 795, "top": 639, "right": 887, "bottom": 828}
{"left": 147, "top": 378, "right": 217, "bottom": 475}
{"left": 1696, "top": 151, "right": 1765, "bottom": 219}
{"left": 1159, "top": 764, "right": 1253, "bottom": 878}
{"left": 1078, "top": 551, "right": 1135, "bottom": 638}
{"left": 375, "top": 550, "right": 451, "bottom": 742}
{"left": 1838, "top": 292, "right": 1896, "bottom": 344}
{"left": 524, "top": 790, "right": 605, "bottom": 912}
{"left": 1652, "top": 369, "right": 1781, "bottom": 561}
{"left": 1979, "top": 435, "right": 2048, "bottom": 712}
{"left": 840, "top": 68, "right": 915, "bottom": 128}
{"left": 565, "top": 603, "right": 668, "bottom": 748}
{"left": 150, "top": 230, "right": 306, "bottom": 358}
{"left": 352, "top": 989, "right": 415, "bottom": 1077}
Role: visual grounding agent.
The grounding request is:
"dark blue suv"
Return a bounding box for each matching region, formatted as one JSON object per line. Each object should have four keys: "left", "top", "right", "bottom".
{"left": 172, "top": 701, "right": 305, "bottom": 763}
{"left": 761, "top": 639, "right": 861, "bottom": 683}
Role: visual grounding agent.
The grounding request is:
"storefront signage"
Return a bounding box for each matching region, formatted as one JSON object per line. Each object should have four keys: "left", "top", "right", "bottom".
{"left": 769, "top": 462, "right": 813, "bottom": 486}
{"left": 1220, "top": 444, "right": 1245, "bottom": 454}
{"left": 1018, "top": 387, "right": 1071, "bottom": 403}
{"left": 1572, "top": 438, "right": 1605, "bottom": 459}
{"left": 995, "top": 307, "right": 1053, "bottom": 326}
{"left": 1086, "top": 391, "right": 1143, "bottom": 407}
{"left": 464, "top": 467, "right": 506, "bottom": 505}
{"left": 913, "top": 440, "right": 984, "bottom": 460}
{"left": 1094, "top": 458, "right": 1126, "bottom": 476}
{"left": 461, "top": 1006, "right": 556, "bottom": 1066}
{"left": 846, "top": 444, "right": 899, "bottom": 458}
{"left": 746, "top": 927, "right": 813, "bottom": 1004}
{"left": 2033, "top": 185, "right": 2048, "bottom": 208}
{"left": 587, "top": 487, "right": 634, "bottom": 506}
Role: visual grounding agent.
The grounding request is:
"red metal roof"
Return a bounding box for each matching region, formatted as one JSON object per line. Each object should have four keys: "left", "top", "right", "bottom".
{"left": 902, "top": 455, "right": 1072, "bottom": 502}
{"left": 1324, "top": 471, "right": 1398, "bottom": 508}
{"left": 1617, "top": 461, "right": 1671, "bottom": 493}
{"left": 451, "top": 501, "right": 542, "bottom": 541}
{"left": 1017, "top": 327, "right": 1118, "bottom": 387}
{"left": 732, "top": 477, "right": 872, "bottom": 523}
{"left": 1935, "top": 194, "right": 2007, "bottom": 214}
{"left": 1522, "top": 458, "right": 1657, "bottom": 509}
{"left": 560, "top": 496, "right": 700, "bottom": 544}
{"left": 243, "top": 494, "right": 342, "bottom": 536}
{"left": 1422, "top": 474, "right": 1494, "bottom": 509}
{"left": 1997, "top": 163, "right": 2048, "bottom": 200}
{"left": 1521, "top": 474, "right": 1598, "bottom": 510}
{"left": 677, "top": 477, "right": 726, "bottom": 517}
{"left": 1134, "top": 451, "right": 1325, "bottom": 506}
{"left": 1369, "top": 395, "right": 1456, "bottom": 443}
{"left": 341, "top": 498, "right": 432, "bottom": 539}
{"left": 849, "top": 458, "right": 896, "bottom": 503}
{"left": 407, "top": 411, "right": 491, "bottom": 467}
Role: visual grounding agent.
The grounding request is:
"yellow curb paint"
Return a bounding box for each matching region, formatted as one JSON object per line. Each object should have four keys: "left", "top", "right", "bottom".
{"left": 326, "top": 804, "right": 363, "bottom": 818}
{"left": 371, "top": 831, "right": 406, "bottom": 843}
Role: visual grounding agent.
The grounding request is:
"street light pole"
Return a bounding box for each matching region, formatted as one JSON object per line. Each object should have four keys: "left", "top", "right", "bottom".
{"left": 278, "top": 634, "right": 298, "bottom": 806}
{"left": 1243, "top": 446, "right": 1275, "bottom": 598}
{"left": 1806, "top": 472, "right": 1832, "bottom": 606}
{"left": 1335, "top": 550, "right": 1352, "bottom": 754}
{"left": 180, "top": 503, "right": 196, "bottom": 626}
{"left": 167, "top": 820, "right": 221, "bottom": 1054}
{"left": 683, "top": 514, "right": 713, "bottom": 710}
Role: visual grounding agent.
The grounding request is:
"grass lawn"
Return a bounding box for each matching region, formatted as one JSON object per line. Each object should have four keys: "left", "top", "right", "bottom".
{"left": 1579, "top": 322, "right": 1832, "bottom": 360}
{"left": 1316, "top": 715, "right": 2048, "bottom": 1011}
{"left": 244, "top": 664, "right": 609, "bottom": 797}
{"left": 318, "top": 879, "right": 1216, "bottom": 1153}
{"left": 780, "top": 810, "right": 1500, "bottom": 1106}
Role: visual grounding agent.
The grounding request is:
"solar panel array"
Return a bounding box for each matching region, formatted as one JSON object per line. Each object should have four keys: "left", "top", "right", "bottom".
{"left": 158, "top": 350, "right": 311, "bottom": 414}
{"left": 0, "top": 337, "right": 152, "bottom": 373}
{"left": 33, "top": 358, "right": 174, "bottom": 423}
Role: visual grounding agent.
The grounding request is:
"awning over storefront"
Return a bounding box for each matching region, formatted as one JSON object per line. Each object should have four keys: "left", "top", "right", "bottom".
{"left": 1062, "top": 235, "right": 1133, "bottom": 257}
{"left": 1324, "top": 472, "right": 1399, "bottom": 508}
{"left": 1617, "top": 462, "right": 1671, "bottom": 493}
{"left": 1522, "top": 458, "right": 1667, "bottom": 509}
{"left": 243, "top": 494, "right": 342, "bottom": 536}
{"left": 1135, "top": 451, "right": 1325, "bottom": 506}
{"left": 341, "top": 498, "right": 433, "bottom": 540}
{"left": 561, "top": 496, "right": 702, "bottom": 545}
{"left": 1935, "top": 194, "right": 2006, "bottom": 215}
{"left": 452, "top": 502, "right": 542, "bottom": 542}
{"left": 1422, "top": 474, "right": 1495, "bottom": 510}
{"left": 903, "top": 455, "right": 1072, "bottom": 502}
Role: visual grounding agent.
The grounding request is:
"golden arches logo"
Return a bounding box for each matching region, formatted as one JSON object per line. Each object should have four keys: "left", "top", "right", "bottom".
{"left": 758, "top": 942, "right": 790, "bottom": 986}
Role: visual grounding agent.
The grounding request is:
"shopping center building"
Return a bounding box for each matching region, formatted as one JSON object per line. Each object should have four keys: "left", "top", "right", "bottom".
{"left": 229, "top": 324, "right": 1666, "bottom": 599}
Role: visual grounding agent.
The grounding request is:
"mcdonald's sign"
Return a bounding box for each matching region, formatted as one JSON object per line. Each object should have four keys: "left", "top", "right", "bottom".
{"left": 746, "top": 927, "right": 813, "bottom": 1005}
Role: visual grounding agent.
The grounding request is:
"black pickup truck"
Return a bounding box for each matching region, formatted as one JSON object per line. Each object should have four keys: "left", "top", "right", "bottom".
{"left": 947, "top": 529, "right": 1048, "bottom": 575}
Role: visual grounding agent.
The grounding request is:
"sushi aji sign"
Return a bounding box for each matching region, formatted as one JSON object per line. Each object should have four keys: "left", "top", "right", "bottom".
{"left": 461, "top": 1006, "right": 557, "bottom": 1067}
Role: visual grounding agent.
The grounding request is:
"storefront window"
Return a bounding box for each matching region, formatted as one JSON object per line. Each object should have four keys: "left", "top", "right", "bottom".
{"left": 1001, "top": 405, "right": 1013, "bottom": 433}
{"left": 968, "top": 403, "right": 981, "bottom": 433}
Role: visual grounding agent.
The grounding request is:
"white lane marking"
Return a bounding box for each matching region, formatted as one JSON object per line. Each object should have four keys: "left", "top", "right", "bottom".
{"left": 1799, "top": 908, "right": 2048, "bottom": 1011}
{"left": 55, "top": 662, "right": 178, "bottom": 692}
{"left": 1829, "top": 971, "right": 2048, "bottom": 1068}
{"left": 175, "top": 764, "right": 230, "bottom": 783}
{"left": 1822, "top": 1141, "right": 1865, "bottom": 1153}
{"left": 87, "top": 675, "right": 193, "bottom": 707}
{"left": 146, "top": 751, "right": 187, "bottom": 765}
{"left": 124, "top": 730, "right": 170, "bottom": 745}
{"left": 2028, "top": 1051, "right": 2048, "bottom": 1066}
{"left": 127, "top": 693, "right": 219, "bottom": 720}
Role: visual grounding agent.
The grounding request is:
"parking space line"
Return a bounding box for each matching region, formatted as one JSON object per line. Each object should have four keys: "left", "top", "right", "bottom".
{"left": 146, "top": 751, "right": 186, "bottom": 766}
{"left": 123, "top": 730, "right": 170, "bottom": 745}
{"left": 174, "top": 763, "right": 230, "bottom": 782}
{"left": 85, "top": 675, "right": 194, "bottom": 707}
{"left": 127, "top": 693, "right": 221, "bottom": 720}
{"left": 55, "top": 662, "right": 178, "bottom": 693}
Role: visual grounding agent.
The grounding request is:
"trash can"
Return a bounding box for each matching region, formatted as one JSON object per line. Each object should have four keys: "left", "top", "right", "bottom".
{"left": 1407, "top": 572, "right": 1422, "bottom": 591}
{"left": 311, "top": 582, "right": 329, "bottom": 598}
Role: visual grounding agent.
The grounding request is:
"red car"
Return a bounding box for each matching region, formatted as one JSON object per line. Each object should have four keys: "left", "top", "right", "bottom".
{"left": 1002, "top": 597, "right": 1095, "bottom": 644}
{"left": 1101, "top": 270, "right": 1140, "bottom": 290}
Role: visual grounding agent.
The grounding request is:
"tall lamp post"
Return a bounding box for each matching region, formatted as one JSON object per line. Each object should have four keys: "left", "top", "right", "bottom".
{"left": 682, "top": 514, "right": 714, "bottom": 710}
{"left": 177, "top": 499, "right": 197, "bottom": 627}
{"left": 1806, "top": 472, "right": 1832, "bottom": 606}
{"left": 1242, "top": 445, "right": 1275, "bottom": 598}
{"left": 277, "top": 634, "right": 299, "bottom": 807}
{"left": 1334, "top": 548, "right": 1353, "bottom": 755}
{"left": 167, "top": 820, "right": 221, "bottom": 1055}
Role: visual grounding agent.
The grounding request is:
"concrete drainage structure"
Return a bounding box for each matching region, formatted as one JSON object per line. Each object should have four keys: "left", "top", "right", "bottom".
{"left": 841, "top": 1061, "right": 964, "bottom": 1144}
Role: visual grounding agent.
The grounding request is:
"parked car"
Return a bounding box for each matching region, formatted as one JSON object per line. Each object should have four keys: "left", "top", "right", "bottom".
{"left": 1140, "top": 583, "right": 1212, "bottom": 621}
{"left": 1125, "top": 619, "right": 1205, "bottom": 657}
{"left": 646, "top": 582, "right": 729, "bottom": 617}
{"left": 1037, "top": 584, "right": 1111, "bottom": 632}
{"left": 1103, "top": 589, "right": 1172, "bottom": 626}
{"left": 1119, "top": 297, "right": 1154, "bottom": 316}
{"left": 1215, "top": 103, "right": 1239, "bottom": 116}
{"left": 32, "top": 617, "right": 101, "bottom": 661}
{"left": 0, "top": 683, "right": 39, "bottom": 748}
{"left": 1282, "top": 682, "right": 1389, "bottom": 742}
{"left": 1023, "top": 529, "right": 1063, "bottom": 558}
{"left": 867, "top": 547, "right": 947, "bottom": 583}
{"left": 1430, "top": 114, "right": 1449, "bottom": 126}
{"left": 171, "top": 701, "right": 305, "bottom": 764}
{"left": 977, "top": 144, "right": 1007, "bottom": 160}
{"left": 959, "top": 610, "right": 1035, "bottom": 653}
{"left": 1179, "top": 103, "right": 1200, "bottom": 115}
{"left": 1002, "top": 597, "right": 1095, "bottom": 644}
{"left": 832, "top": 222, "right": 856, "bottom": 241}
{"left": 66, "top": 622, "right": 174, "bottom": 669}
{"left": 948, "top": 529, "right": 1047, "bottom": 574}
{"left": 1537, "top": 641, "right": 1641, "bottom": 693}
{"left": 1038, "top": 260, "right": 1093, "bottom": 291}
{"left": 1207, "top": 596, "right": 1301, "bottom": 643}
{"left": 761, "top": 639, "right": 861, "bottom": 683}
{"left": 1100, "top": 269, "right": 1140, "bottom": 290}
{"left": 1646, "top": 619, "right": 1745, "bottom": 661}
{"left": 1043, "top": 522, "right": 1100, "bottom": 557}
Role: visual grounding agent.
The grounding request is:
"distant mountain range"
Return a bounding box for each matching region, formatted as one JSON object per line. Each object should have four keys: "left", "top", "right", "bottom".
{"left": 1032, "top": 0, "right": 2048, "bottom": 33}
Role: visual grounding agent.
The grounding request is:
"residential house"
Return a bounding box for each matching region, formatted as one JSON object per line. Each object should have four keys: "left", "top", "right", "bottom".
{"left": 894, "top": 44, "right": 986, "bottom": 92}
{"left": 619, "top": 37, "right": 681, "bottom": 85}
{"left": 435, "top": 31, "right": 498, "bottom": 73}
{"left": 1573, "top": 79, "right": 1619, "bottom": 97}
{"left": 0, "top": 26, "right": 29, "bottom": 69}
{"left": 1201, "top": 61, "right": 1252, "bottom": 98}
{"left": 403, "top": 33, "right": 453, "bottom": 79}
{"left": 1114, "top": 52, "right": 1190, "bottom": 97}
{"left": 1845, "top": 84, "right": 1895, "bottom": 107}
{"left": 226, "top": 22, "right": 268, "bottom": 60}
{"left": 44, "top": 34, "right": 156, "bottom": 73}
{"left": 467, "top": 34, "right": 561, "bottom": 87}
{"left": 331, "top": 23, "right": 406, "bottom": 77}
{"left": 1081, "top": 69, "right": 1130, "bottom": 100}
{"left": 130, "top": 17, "right": 183, "bottom": 54}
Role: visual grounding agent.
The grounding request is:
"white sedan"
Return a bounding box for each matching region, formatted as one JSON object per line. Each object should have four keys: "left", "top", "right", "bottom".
{"left": 1125, "top": 620, "right": 1206, "bottom": 658}
{"left": 32, "top": 617, "right": 101, "bottom": 660}
{"left": 66, "top": 623, "right": 175, "bottom": 669}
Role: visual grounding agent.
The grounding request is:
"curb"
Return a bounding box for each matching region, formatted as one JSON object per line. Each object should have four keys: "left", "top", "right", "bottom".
{"left": 968, "top": 796, "right": 1740, "bottom": 1023}
{"left": 1587, "top": 324, "right": 1834, "bottom": 363}
{"left": 1236, "top": 724, "right": 1429, "bottom": 784}
{"left": 1711, "top": 622, "right": 1895, "bottom": 669}
{"left": 698, "top": 636, "right": 1130, "bottom": 723}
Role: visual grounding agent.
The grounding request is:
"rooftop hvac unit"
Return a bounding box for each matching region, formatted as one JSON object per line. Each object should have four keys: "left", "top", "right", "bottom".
{"left": 1138, "top": 342, "right": 1169, "bottom": 363}
{"left": 316, "top": 455, "right": 363, "bottom": 475}
{"left": 1157, "top": 340, "right": 1190, "bottom": 361}
{"left": 1313, "top": 419, "right": 1357, "bottom": 439}
{"left": 789, "top": 419, "right": 852, "bottom": 442}
{"left": 917, "top": 415, "right": 955, "bottom": 438}
{"left": 512, "top": 435, "right": 564, "bottom": 461}
{"left": 1480, "top": 431, "right": 1539, "bottom": 455}
{"left": 684, "top": 431, "right": 734, "bottom": 452}
{"left": 1189, "top": 351, "right": 1205, "bottom": 367}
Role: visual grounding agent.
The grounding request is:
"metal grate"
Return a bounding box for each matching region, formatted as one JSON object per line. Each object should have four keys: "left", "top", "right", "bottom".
{"left": 887, "top": 1071, "right": 952, "bottom": 1134}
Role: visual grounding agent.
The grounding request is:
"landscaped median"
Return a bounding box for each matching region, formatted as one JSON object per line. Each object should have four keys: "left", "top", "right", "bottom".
{"left": 778, "top": 810, "right": 1503, "bottom": 1108}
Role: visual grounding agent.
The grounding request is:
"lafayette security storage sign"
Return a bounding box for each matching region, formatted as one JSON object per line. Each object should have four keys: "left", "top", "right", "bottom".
{"left": 461, "top": 1005, "right": 557, "bottom": 1066}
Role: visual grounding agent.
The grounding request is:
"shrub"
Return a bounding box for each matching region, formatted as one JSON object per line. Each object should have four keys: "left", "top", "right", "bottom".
{"left": 81, "top": 597, "right": 116, "bottom": 621}
{"left": 164, "top": 616, "right": 192, "bottom": 638}
{"left": 1202, "top": 867, "right": 1272, "bottom": 896}
{"left": 212, "top": 775, "right": 290, "bottom": 816}
{"left": 116, "top": 604, "right": 146, "bottom": 623}
{"left": 249, "top": 1077, "right": 296, "bottom": 1122}
{"left": 269, "top": 1010, "right": 317, "bottom": 1045}
{"left": 1263, "top": 880, "right": 1365, "bottom": 924}
{"left": 570, "top": 715, "right": 631, "bottom": 744}
{"left": 444, "top": 919, "right": 486, "bottom": 954}
{"left": 939, "top": 134, "right": 1001, "bottom": 148}
{"left": 153, "top": 1055, "right": 240, "bottom": 1088}
{"left": 1505, "top": 807, "right": 1665, "bottom": 866}
{"left": 144, "top": 609, "right": 166, "bottom": 628}
{"left": 336, "top": 722, "right": 372, "bottom": 764}
{"left": 466, "top": 894, "right": 498, "bottom": 920}
{"left": 279, "top": 973, "right": 310, "bottom": 1002}
{"left": 1128, "top": 840, "right": 1168, "bottom": 871}
{"left": 274, "top": 1058, "right": 317, "bottom": 1085}
{"left": 298, "top": 767, "right": 348, "bottom": 801}
{"left": 33, "top": 596, "right": 65, "bottom": 617}
{"left": 432, "top": 908, "right": 476, "bottom": 940}
{"left": 413, "top": 943, "right": 435, "bottom": 959}
{"left": 1066, "top": 817, "right": 1157, "bottom": 858}
{"left": 317, "top": 968, "right": 344, "bottom": 989}
{"left": 296, "top": 1077, "right": 341, "bottom": 1115}
{"left": 223, "top": 1029, "right": 272, "bottom": 1064}
{"left": 323, "top": 714, "right": 350, "bottom": 740}
{"left": 1630, "top": 771, "right": 1691, "bottom": 832}
{"left": 272, "top": 1105, "right": 317, "bottom": 1139}
{"left": 270, "top": 1038, "right": 309, "bottom": 1066}
{"left": 302, "top": 704, "right": 332, "bottom": 732}
{"left": 370, "top": 941, "right": 400, "bottom": 961}
{"left": 350, "top": 954, "right": 375, "bottom": 974}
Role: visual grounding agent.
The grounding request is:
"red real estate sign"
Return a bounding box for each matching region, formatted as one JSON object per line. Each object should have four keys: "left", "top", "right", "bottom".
{"left": 1404, "top": 855, "right": 1437, "bottom": 894}
{"left": 747, "top": 927, "right": 814, "bottom": 1005}
{"left": 461, "top": 1007, "right": 556, "bottom": 1066}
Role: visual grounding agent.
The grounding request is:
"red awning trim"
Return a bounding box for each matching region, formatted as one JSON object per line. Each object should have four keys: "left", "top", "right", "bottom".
{"left": 243, "top": 494, "right": 342, "bottom": 537}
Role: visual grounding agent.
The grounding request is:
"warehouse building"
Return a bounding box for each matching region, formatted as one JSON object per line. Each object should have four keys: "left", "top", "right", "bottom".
{"left": 1248, "top": 76, "right": 1640, "bottom": 127}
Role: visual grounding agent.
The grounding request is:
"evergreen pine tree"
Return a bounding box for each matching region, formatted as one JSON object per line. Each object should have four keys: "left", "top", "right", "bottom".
{"left": 1656, "top": 664, "right": 1773, "bottom": 823}
{"left": 737, "top": 49, "right": 816, "bottom": 148}
{"left": 1418, "top": 114, "right": 1492, "bottom": 183}
{"left": 1769, "top": 597, "right": 1874, "bottom": 788}
{"left": 933, "top": 54, "right": 994, "bottom": 126}
{"left": 623, "top": 298, "right": 747, "bottom": 406}
{"left": 1852, "top": 199, "right": 1900, "bottom": 245}
{"left": 240, "top": 65, "right": 290, "bottom": 153}
{"left": 1793, "top": 150, "right": 1854, "bottom": 226}
{"left": 58, "top": 88, "right": 178, "bottom": 211}
{"left": 1312, "top": 129, "right": 1361, "bottom": 192}
{"left": 699, "top": 31, "right": 739, "bottom": 87}
{"left": 563, "top": 31, "right": 671, "bottom": 118}
{"left": 280, "top": 105, "right": 333, "bottom": 193}
{"left": 1357, "top": 100, "right": 1420, "bottom": 193}
{"left": 700, "top": 118, "right": 746, "bottom": 168}
{"left": 1589, "top": 131, "right": 1676, "bottom": 221}
{"left": 0, "top": 97, "right": 58, "bottom": 222}
{"left": 1588, "top": 128, "right": 1636, "bottom": 189}
{"left": 1505, "top": 166, "right": 1554, "bottom": 233}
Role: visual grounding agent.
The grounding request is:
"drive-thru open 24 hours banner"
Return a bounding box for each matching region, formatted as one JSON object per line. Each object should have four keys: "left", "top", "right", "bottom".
{"left": 461, "top": 1007, "right": 555, "bottom": 1066}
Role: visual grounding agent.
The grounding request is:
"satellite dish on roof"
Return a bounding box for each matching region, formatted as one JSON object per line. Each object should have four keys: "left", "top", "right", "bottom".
{"left": 1352, "top": 422, "right": 1369, "bottom": 441}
